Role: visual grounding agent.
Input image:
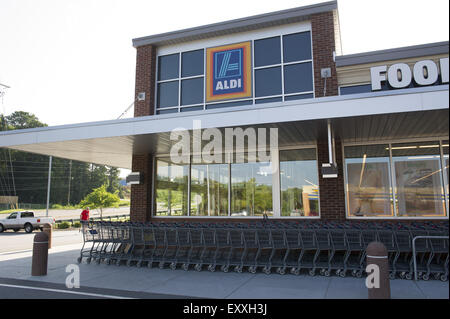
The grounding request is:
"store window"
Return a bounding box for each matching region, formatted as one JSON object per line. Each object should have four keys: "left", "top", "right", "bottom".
{"left": 392, "top": 142, "right": 446, "bottom": 217}
{"left": 190, "top": 161, "right": 229, "bottom": 216}
{"left": 231, "top": 156, "right": 273, "bottom": 217}
{"left": 155, "top": 157, "right": 189, "bottom": 216}
{"left": 344, "top": 144, "right": 393, "bottom": 217}
{"left": 344, "top": 141, "right": 449, "bottom": 218}
{"left": 280, "top": 149, "right": 319, "bottom": 217}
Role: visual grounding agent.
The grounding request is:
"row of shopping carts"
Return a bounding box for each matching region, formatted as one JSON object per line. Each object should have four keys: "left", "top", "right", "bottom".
{"left": 78, "top": 220, "right": 449, "bottom": 281}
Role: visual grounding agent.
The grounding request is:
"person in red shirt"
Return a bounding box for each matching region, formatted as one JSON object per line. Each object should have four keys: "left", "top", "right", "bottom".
{"left": 80, "top": 207, "right": 90, "bottom": 222}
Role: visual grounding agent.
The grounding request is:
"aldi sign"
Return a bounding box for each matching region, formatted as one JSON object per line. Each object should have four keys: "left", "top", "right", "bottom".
{"left": 206, "top": 41, "right": 252, "bottom": 102}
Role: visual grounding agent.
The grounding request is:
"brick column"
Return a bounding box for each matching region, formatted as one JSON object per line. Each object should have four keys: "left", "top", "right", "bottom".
{"left": 130, "top": 154, "right": 153, "bottom": 222}
{"left": 311, "top": 10, "right": 339, "bottom": 98}
{"left": 130, "top": 44, "right": 157, "bottom": 222}
{"left": 134, "top": 44, "right": 156, "bottom": 117}
{"left": 317, "top": 135, "right": 346, "bottom": 220}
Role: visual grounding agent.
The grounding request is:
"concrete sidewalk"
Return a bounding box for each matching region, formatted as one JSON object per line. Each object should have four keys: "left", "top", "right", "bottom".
{"left": 0, "top": 244, "right": 448, "bottom": 299}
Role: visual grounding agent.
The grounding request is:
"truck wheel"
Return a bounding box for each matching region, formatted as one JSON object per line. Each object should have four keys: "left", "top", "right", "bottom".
{"left": 24, "top": 223, "right": 33, "bottom": 233}
{"left": 0, "top": 224, "right": 4, "bottom": 233}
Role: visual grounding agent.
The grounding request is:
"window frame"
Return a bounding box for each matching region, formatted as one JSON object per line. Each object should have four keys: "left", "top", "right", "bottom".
{"left": 151, "top": 143, "right": 319, "bottom": 218}
{"left": 343, "top": 138, "right": 450, "bottom": 220}
{"left": 154, "top": 22, "right": 314, "bottom": 114}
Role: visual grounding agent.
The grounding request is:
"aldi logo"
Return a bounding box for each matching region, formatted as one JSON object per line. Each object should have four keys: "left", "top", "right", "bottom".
{"left": 206, "top": 41, "right": 252, "bottom": 102}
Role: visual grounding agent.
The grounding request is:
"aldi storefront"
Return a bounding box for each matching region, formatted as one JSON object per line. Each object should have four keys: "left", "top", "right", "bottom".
{"left": 0, "top": 1, "right": 448, "bottom": 223}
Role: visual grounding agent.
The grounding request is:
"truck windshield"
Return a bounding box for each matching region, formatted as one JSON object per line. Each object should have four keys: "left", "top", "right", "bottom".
{"left": 8, "top": 213, "right": 17, "bottom": 219}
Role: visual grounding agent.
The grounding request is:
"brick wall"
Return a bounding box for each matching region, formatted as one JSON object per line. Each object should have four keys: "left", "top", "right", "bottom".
{"left": 130, "top": 154, "right": 153, "bottom": 222}
{"left": 134, "top": 44, "right": 156, "bottom": 117}
{"left": 311, "top": 10, "right": 340, "bottom": 98}
{"left": 317, "top": 135, "right": 346, "bottom": 220}
{"left": 130, "top": 44, "right": 157, "bottom": 221}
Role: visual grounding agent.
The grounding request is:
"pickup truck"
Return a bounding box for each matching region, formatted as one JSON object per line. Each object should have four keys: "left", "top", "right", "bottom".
{"left": 0, "top": 211, "right": 55, "bottom": 233}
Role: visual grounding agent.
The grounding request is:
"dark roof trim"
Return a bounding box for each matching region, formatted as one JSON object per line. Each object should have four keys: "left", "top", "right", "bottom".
{"left": 336, "top": 41, "right": 449, "bottom": 67}
{"left": 132, "top": 1, "right": 337, "bottom": 48}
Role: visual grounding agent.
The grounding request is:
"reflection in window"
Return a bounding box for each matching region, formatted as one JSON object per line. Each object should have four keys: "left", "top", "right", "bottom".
{"left": 255, "top": 67, "right": 282, "bottom": 97}
{"left": 231, "top": 157, "right": 273, "bottom": 217}
{"left": 284, "top": 62, "right": 313, "bottom": 94}
{"left": 181, "top": 78, "right": 203, "bottom": 106}
{"left": 254, "top": 36, "right": 281, "bottom": 67}
{"left": 158, "top": 54, "right": 179, "bottom": 81}
{"left": 345, "top": 145, "right": 393, "bottom": 217}
{"left": 181, "top": 49, "right": 204, "bottom": 77}
{"left": 191, "top": 162, "right": 229, "bottom": 216}
{"left": 283, "top": 31, "right": 312, "bottom": 62}
{"left": 280, "top": 149, "right": 319, "bottom": 217}
{"left": 155, "top": 158, "right": 189, "bottom": 216}
{"left": 157, "top": 81, "right": 179, "bottom": 108}
{"left": 392, "top": 142, "right": 446, "bottom": 217}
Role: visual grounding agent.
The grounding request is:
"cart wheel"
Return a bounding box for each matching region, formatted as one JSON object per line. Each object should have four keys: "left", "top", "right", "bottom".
{"left": 222, "top": 265, "right": 229, "bottom": 273}
{"left": 320, "top": 269, "right": 325, "bottom": 275}
{"left": 399, "top": 272, "right": 405, "bottom": 279}
{"left": 126, "top": 260, "right": 131, "bottom": 267}
{"left": 170, "top": 262, "right": 177, "bottom": 270}
{"left": 237, "top": 266, "right": 243, "bottom": 273}
{"left": 136, "top": 261, "right": 142, "bottom": 268}
{"left": 440, "top": 274, "right": 448, "bottom": 282}
{"left": 339, "top": 270, "right": 346, "bottom": 278}
{"left": 336, "top": 269, "right": 341, "bottom": 276}
{"left": 249, "top": 266, "right": 256, "bottom": 274}
{"left": 309, "top": 270, "right": 316, "bottom": 276}
{"left": 86, "top": 258, "right": 91, "bottom": 264}
{"left": 195, "top": 264, "right": 202, "bottom": 272}
{"left": 147, "top": 262, "right": 153, "bottom": 269}
{"left": 351, "top": 270, "right": 357, "bottom": 277}
{"left": 389, "top": 272, "right": 396, "bottom": 280}
{"left": 77, "top": 257, "right": 82, "bottom": 264}
{"left": 208, "top": 265, "right": 215, "bottom": 272}
{"left": 263, "top": 267, "right": 271, "bottom": 275}
{"left": 405, "top": 273, "right": 412, "bottom": 280}
{"left": 422, "top": 274, "right": 430, "bottom": 281}
{"left": 324, "top": 270, "right": 331, "bottom": 277}
{"left": 293, "top": 268, "right": 300, "bottom": 276}
{"left": 182, "top": 264, "right": 189, "bottom": 271}
{"left": 279, "top": 268, "right": 286, "bottom": 275}
{"left": 356, "top": 271, "right": 363, "bottom": 278}
{"left": 433, "top": 273, "right": 441, "bottom": 280}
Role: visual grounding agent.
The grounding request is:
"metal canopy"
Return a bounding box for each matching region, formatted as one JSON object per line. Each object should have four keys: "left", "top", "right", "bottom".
{"left": 0, "top": 86, "right": 448, "bottom": 169}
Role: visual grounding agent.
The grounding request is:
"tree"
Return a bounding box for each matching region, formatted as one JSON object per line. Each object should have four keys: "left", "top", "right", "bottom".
{"left": 79, "top": 185, "right": 120, "bottom": 219}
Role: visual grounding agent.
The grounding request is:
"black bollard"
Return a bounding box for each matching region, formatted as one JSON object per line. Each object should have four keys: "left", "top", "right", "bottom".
{"left": 31, "top": 232, "right": 49, "bottom": 276}
{"left": 366, "top": 241, "right": 391, "bottom": 299}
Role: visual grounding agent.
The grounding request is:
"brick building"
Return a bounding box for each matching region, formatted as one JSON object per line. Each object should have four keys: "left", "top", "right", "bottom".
{"left": 0, "top": 1, "right": 448, "bottom": 224}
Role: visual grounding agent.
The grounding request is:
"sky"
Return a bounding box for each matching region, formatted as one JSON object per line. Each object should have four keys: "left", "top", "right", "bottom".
{"left": 0, "top": 0, "right": 448, "bottom": 127}
{"left": 0, "top": 0, "right": 449, "bottom": 177}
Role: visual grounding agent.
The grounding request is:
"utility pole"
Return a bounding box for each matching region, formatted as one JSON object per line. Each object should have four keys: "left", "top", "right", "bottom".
{"left": 67, "top": 160, "right": 72, "bottom": 205}
{"left": 46, "top": 156, "right": 52, "bottom": 217}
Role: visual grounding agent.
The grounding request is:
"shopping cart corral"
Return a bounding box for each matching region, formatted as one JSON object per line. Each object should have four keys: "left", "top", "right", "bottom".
{"left": 78, "top": 220, "right": 449, "bottom": 281}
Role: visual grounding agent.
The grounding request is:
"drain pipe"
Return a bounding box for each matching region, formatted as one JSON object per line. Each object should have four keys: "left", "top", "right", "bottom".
{"left": 322, "top": 120, "right": 338, "bottom": 179}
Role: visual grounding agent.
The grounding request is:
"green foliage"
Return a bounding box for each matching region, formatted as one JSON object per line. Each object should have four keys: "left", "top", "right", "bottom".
{"left": 73, "top": 221, "right": 81, "bottom": 228}
{"left": 80, "top": 185, "right": 120, "bottom": 218}
{"left": 56, "top": 221, "right": 70, "bottom": 229}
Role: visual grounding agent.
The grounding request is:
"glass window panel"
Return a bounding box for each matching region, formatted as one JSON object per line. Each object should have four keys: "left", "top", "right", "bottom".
{"left": 283, "top": 31, "right": 312, "bottom": 63}
{"left": 181, "top": 49, "right": 204, "bottom": 77}
{"left": 255, "top": 97, "right": 282, "bottom": 104}
{"left": 155, "top": 158, "right": 189, "bottom": 216}
{"left": 158, "top": 53, "right": 179, "bottom": 81}
{"left": 345, "top": 145, "right": 393, "bottom": 217}
{"left": 180, "top": 106, "right": 203, "bottom": 112}
{"left": 340, "top": 84, "right": 372, "bottom": 95}
{"left": 255, "top": 67, "right": 282, "bottom": 97}
{"left": 156, "top": 108, "right": 179, "bottom": 115}
{"left": 254, "top": 36, "right": 281, "bottom": 67}
{"left": 181, "top": 77, "right": 203, "bottom": 105}
{"left": 206, "top": 100, "right": 252, "bottom": 110}
{"left": 443, "top": 141, "right": 449, "bottom": 208}
{"left": 284, "top": 62, "right": 313, "bottom": 94}
{"left": 191, "top": 161, "right": 229, "bottom": 216}
{"left": 157, "top": 81, "right": 179, "bottom": 108}
{"left": 280, "top": 149, "right": 320, "bottom": 217}
{"left": 284, "top": 93, "right": 314, "bottom": 101}
{"left": 392, "top": 141, "right": 446, "bottom": 217}
{"left": 231, "top": 155, "right": 273, "bottom": 217}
